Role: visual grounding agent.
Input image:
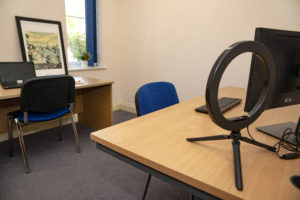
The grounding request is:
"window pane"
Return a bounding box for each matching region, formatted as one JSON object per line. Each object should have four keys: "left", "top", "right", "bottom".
{"left": 65, "top": 0, "right": 86, "bottom": 64}
{"left": 65, "top": 0, "right": 85, "bottom": 18}
{"left": 66, "top": 17, "right": 85, "bottom": 34}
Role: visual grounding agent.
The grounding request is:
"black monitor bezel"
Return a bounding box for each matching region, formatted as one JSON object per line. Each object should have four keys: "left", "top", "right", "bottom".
{"left": 245, "top": 27, "right": 300, "bottom": 112}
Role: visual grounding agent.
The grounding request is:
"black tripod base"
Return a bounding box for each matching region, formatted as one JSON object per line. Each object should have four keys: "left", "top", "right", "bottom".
{"left": 186, "top": 131, "right": 276, "bottom": 191}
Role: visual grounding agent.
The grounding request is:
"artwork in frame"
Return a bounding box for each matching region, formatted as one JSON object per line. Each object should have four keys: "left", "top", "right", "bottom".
{"left": 15, "top": 16, "right": 68, "bottom": 77}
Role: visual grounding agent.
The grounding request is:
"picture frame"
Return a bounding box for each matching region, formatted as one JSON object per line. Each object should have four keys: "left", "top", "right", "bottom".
{"left": 15, "top": 16, "right": 68, "bottom": 77}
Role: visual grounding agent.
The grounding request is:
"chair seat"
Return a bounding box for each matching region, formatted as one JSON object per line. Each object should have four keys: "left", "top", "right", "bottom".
{"left": 13, "top": 107, "right": 70, "bottom": 122}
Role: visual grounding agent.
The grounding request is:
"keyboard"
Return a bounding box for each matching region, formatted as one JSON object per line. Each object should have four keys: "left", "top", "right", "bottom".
{"left": 195, "top": 97, "right": 242, "bottom": 113}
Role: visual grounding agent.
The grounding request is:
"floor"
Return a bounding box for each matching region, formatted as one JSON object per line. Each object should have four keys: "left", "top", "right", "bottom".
{"left": 0, "top": 110, "right": 193, "bottom": 200}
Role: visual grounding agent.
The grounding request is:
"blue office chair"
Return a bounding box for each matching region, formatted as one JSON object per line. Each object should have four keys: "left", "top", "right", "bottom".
{"left": 7, "top": 75, "right": 81, "bottom": 173}
{"left": 135, "top": 82, "right": 179, "bottom": 200}
{"left": 135, "top": 82, "right": 179, "bottom": 116}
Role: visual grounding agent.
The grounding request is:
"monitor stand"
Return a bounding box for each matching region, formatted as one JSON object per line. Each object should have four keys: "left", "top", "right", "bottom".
{"left": 256, "top": 117, "right": 300, "bottom": 145}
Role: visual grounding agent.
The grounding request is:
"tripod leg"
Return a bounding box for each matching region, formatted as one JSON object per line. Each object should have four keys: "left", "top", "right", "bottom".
{"left": 187, "top": 135, "right": 230, "bottom": 142}
{"left": 240, "top": 136, "right": 276, "bottom": 152}
{"left": 232, "top": 138, "right": 243, "bottom": 191}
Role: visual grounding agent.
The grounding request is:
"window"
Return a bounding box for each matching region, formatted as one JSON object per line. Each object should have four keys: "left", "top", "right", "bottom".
{"left": 65, "top": 0, "right": 97, "bottom": 69}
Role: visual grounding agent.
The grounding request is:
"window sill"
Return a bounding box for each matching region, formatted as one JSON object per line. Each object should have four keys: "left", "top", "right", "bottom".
{"left": 68, "top": 66, "right": 107, "bottom": 72}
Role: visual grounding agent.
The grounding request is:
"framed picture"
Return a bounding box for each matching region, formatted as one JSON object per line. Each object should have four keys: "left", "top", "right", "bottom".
{"left": 15, "top": 16, "right": 68, "bottom": 77}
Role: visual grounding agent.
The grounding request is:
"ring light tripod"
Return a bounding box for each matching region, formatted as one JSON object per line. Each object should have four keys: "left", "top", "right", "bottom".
{"left": 187, "top": 41, "right": 277, "bottom": 190}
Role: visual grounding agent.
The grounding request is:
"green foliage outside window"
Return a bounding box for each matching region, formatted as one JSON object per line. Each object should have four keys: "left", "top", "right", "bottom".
{"left": 66, "top": 17, "right": 86, "bottom": 61}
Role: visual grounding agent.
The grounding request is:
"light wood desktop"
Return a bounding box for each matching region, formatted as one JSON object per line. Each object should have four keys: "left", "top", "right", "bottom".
{"left": 0, "top": 76, "right": 113, "bottom": 138}
{"left": 91, "top": 87, "right": 300, "bottom": 200}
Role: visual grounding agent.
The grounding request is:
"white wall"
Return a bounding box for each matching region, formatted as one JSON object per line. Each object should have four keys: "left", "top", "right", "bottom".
{"left": 70, "top": 0, "right": 122, "bottom": 103}
{"left": 1, "top": 0, "right": 300, "bottom": 109}
{"left": 119, "top": 0, "right": 300, "bottom": 105}
{"left": 0, "top": 0, "right": 67, "bottom": 62}
{"left": 0, "top": 0, "right": 122, "bottom": 103}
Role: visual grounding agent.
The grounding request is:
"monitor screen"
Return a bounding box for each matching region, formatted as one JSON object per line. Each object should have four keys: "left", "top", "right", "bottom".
{"left": 0, "top": 62, "right": 36, "bottom": 83}
{"left": 245, "top": 28, "right": 300, "bottom": 112}
{"left": 245, "top": 28, "right": 300, "bottom": 145}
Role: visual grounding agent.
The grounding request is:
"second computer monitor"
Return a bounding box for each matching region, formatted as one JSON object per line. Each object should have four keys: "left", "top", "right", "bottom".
{"left": 245, "top": 27, "right": 300, "bottom": 112}
{"left": 245, "top": 28, "right": 300, "bottom": 145}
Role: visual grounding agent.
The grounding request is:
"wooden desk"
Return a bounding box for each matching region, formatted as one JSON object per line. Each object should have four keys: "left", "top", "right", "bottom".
{"left": 0, "top": 76, "right": 113, "bottom": 138}
{"left": 91, "top": 87, "right": 300, "bottom": 200}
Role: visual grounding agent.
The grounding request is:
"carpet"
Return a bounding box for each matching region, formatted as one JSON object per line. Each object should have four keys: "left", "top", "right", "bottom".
{"left": 0, "top": 111, "right": 191, "bottom": 200}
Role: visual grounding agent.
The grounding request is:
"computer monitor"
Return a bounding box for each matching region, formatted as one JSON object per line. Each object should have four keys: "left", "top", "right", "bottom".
{"left": 0, "top": 62, "right": 36, "bottom": 88}
{"left": 245, "top": 27, "right": 300, "bottom": 145}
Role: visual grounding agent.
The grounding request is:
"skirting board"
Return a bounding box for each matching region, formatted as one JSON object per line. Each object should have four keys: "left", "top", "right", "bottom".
{"left": 113, "top": 101, "right": 136, "bottom": 114}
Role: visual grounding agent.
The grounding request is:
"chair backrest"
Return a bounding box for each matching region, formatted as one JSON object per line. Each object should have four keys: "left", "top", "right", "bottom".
{"left": 135, "top": 82, "right": 179, "bottom": 116}
{"left": 20, "top": 75, "right": 75, "bottom": 113}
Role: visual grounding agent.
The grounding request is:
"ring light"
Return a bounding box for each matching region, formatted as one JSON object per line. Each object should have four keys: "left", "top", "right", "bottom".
{"left": 187, "top": 41, "right": 277, "bottom": 191}
{"left": 206, "top": 41, "right": 275, "bottom": 131}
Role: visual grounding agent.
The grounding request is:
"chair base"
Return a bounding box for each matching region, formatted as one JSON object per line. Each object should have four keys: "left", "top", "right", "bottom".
{"left": 14, "top": 118, "right": 30, "bottom": 174}
{"left": 7, "top": 112, "right": 81, "bottom": 173}
{"left": 57, "top": 118, "right": 63, "bottom": 141}
{"left": 8, "top": 113, "right": 14, "bottom": 157}
{"left": 70, "top": 113, "right": 81, "bottom": 153}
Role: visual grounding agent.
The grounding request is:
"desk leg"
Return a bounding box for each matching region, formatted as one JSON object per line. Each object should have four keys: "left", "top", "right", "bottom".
{"left": 96, "top": 143, "right": 220, "bottom": 200}
{"left": 77, "top": 85, "right": 112, "bottom": 130}
{"left": 142, "top": 174, "right": 152, "bottom": 200}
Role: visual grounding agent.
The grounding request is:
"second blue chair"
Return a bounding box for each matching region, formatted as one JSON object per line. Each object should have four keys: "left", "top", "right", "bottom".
{"left": 135, "top": 82, "right": 179, "bottom": 116}
{"left": 8, "top": 75, "right": 81, "bottom": 173}
{"left": 135, "top": 81, "right": 179, "bottom": 200}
